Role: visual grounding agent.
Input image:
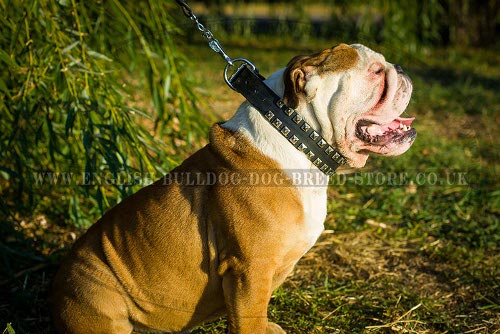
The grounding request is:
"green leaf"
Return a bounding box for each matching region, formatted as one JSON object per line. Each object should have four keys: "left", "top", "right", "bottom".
{"left": 87, "top": 49, "right": 113, "bottom": 62}
{"left": 4, "top": 322, "right": 16, "bottom": 334}
{"left": 83, "top": 130, "right": 92, "bottom": 154}
{"left": 65, "top": 107, "right": 76, "bottom": 136}
{"left": 0, "top": 78, "right": 10, "bottom": 96}
{"left": 163, "top": 73, "right": 171, "bottom": 102}
{"left": 96, "top": 187, "right": 104, "bottom": 214}
{"left": 61, "top": 41, "right": 80, "bottom": 54}
{"left": 0, "top": 49, "right": 18, "bottom": 69}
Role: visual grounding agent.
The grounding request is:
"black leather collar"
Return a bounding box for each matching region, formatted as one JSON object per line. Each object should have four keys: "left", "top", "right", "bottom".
{"left": 229, "top": 64, "right": 347, "bottom": 176}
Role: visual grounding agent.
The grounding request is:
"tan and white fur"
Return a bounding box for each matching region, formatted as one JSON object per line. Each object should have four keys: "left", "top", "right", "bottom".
{"left": 51, "top": 44, "right": 415, "bottom": 334}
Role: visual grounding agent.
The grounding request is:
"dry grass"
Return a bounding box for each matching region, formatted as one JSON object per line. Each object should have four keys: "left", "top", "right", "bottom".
{"left": 266, "top": 226, "right": 499, "bottom": 333}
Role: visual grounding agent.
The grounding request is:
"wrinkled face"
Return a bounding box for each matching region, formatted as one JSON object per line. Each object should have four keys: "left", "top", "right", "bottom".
{"left": 283, "top": 43, "right": 416, "bottom": 168}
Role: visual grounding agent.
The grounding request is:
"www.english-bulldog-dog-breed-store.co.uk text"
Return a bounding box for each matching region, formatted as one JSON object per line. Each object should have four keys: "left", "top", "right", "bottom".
{"left": 51, "top": 43, "right": 416, "bottom": 334}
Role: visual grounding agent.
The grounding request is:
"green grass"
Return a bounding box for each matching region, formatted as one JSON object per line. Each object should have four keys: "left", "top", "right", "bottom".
{"left": 2, "top": 38, "right": 498, "bottom": 333}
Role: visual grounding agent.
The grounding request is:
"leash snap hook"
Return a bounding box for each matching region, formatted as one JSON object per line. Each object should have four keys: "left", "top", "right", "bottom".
{"left": 208, "top": 39, "right": 233, "bottom": 66}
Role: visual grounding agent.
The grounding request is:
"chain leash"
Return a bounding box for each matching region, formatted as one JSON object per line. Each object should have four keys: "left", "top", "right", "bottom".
{"left": 175, "top": 0, "right": 258, "bottom": 90}
{"left": 175, "top": 0, "right": 234, "bottom": 66}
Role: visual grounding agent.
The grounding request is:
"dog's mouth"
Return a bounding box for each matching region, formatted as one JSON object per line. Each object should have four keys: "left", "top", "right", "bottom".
{"left": 355, "top": 117, "right": 416, "bottom": 147}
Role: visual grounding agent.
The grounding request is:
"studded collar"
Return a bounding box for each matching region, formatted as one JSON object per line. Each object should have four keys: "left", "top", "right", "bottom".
{"left": 228, "top": 64, "right": 347, "bottom": 176}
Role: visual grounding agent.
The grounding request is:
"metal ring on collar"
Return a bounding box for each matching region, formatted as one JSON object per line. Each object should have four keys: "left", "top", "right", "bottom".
{"left": 224, "top": 58, "right": 257, "bottom": 91}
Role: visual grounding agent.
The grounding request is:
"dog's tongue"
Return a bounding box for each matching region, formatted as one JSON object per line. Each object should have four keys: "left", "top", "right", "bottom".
{"left": 366, "top": 117, "right": 414, "bottom": 136}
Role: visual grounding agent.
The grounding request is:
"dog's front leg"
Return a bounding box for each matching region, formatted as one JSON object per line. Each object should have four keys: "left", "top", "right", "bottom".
{"left": 220, "top": 257, "right": 285, "bottom": 334}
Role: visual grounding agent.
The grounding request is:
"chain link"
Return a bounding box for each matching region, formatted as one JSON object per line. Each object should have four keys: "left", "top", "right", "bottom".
{"left": 175, "top": 0, "right": 233, "bottom": 65}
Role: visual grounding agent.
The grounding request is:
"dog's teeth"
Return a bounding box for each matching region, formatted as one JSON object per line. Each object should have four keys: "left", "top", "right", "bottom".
{"left": 399, "top": 124, "right": 410, "bottom": 131}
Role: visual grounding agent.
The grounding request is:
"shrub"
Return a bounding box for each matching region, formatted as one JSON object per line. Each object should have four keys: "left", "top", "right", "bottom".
{"left": 0, "top": 0, "right": 210, "bottom": 226}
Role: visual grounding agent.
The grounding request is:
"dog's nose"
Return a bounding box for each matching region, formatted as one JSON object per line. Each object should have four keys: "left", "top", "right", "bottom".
{"left": 394, "top": 64, "right": 404, "bottom": 74}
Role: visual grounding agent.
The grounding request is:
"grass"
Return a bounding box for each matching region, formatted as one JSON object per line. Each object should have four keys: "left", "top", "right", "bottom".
{"left": 1, "top": 37, "right": 499, "bottom": 333}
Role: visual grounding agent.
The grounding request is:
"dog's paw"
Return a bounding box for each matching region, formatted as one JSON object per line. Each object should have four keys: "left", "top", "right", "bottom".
{"left": 266, "top": 322, "right": 286, "bottom": 334}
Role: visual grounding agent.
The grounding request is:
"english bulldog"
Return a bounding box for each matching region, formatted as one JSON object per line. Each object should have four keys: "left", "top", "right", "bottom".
{"left": 51, "top": 44, "right": 416, "bottom": 333}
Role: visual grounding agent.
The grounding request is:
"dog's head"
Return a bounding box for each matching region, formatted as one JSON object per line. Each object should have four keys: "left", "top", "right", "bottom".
{"left": 282, "top": 43, "right": 416, "bottom": 168}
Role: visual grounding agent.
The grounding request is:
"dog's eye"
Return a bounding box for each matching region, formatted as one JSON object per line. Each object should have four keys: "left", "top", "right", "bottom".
{"left": 369, "top": 63, "right": 385, "bottom": 76}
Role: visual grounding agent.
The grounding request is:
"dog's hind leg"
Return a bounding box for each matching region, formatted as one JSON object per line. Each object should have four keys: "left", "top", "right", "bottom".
{"left": 51, "top": 269, "right": 134, "bottom": 334}
{"left": 52, "top": 289, "right": 133, "bottom": 334}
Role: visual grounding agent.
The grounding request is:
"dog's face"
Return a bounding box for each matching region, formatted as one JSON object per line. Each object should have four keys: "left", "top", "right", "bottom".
{"left": 283, "top": 43, "right": 416, "bottom": 168}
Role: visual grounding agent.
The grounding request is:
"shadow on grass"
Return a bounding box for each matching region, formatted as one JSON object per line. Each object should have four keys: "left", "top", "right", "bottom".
{"left": 0, "top": 217, "right": 75, "bottom": 334}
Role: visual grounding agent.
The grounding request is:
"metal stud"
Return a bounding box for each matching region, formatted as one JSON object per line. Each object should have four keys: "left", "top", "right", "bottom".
{"left": 320, "top": 164, "right": 329, "bottom": 172}
{"left": 288, "top": 135, "right": 299, "bottom": 145}
{"left": 309, "top": 131, "right": 320, "bottom": 141}
{"left": 305, "top": 151, "right": 315, "bottom": 160}
{"left": 325, "top": 146, "right": 334, "bottom": 155}
{"left": 281, "top": 126, "right": 291, "bottom": 136}
{"left": 297, "top": 143, "right": 307, "bottom": 152}
{"left": 332, "top": 153, "right": 346, "bottom": 165}
{"left": 272, "top": 118, "right": 283, "bottom": 128}
{"left": 276, "top": 100, "right": 285, "bottom": 108}
{"left": 293, "top": 114, "right": 302, "bottom": 124}
{"left": 317, "top": 139, "right": 327, "bottom": 148}
{"left": 301, "top": 122, "right": 311, "bottom": 132}
{"left": 327, "top": 169, "right": 336, "bottom": 176}
{"left": 265, "top": 111, "right": 274, "bottom": 120}
{"left": 314, "top": 158, "right": 323, "bottom": 166}
{"left": 284, "top": 108, "right": 294, "bottom": 116}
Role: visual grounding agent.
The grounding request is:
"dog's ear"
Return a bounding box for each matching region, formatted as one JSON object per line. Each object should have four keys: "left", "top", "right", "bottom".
{"left": 283, "top": 55, "right": 312, "bottom": 109}
{"left": 283, "top": 44, "right": 359, "bottom": 109}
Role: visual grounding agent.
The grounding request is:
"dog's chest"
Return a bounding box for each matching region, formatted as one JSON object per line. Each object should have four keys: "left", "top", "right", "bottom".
{"left": 296, "top": 186, "right": 328, "bottom": 251}
{"left": 271, "top": 186, "right": 327, "bottom": 290}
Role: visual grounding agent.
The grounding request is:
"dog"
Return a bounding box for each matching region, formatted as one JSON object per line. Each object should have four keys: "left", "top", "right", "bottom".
{"left": 51, "top": 43, "right": 416, "bottom": 333}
